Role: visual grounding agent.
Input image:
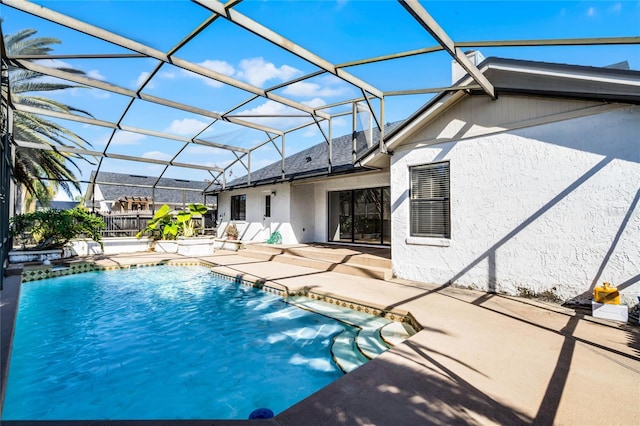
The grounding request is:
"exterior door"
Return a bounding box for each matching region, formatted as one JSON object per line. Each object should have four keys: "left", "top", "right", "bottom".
{"left": 262, "top": 192, "right": 272, "bottom": 241}
{"left": 328, "top": 190, "right": 352, "bottom": 242}
{"left": 328, "top": 187, "right": 390, "bottom": 245}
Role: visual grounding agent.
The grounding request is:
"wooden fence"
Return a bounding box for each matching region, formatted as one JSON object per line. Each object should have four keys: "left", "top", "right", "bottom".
{"left": 97, "top": 212, "right": 153, "bottom": 238}
{"left": 95, "top": 211, "right": 217, "bottom": 237}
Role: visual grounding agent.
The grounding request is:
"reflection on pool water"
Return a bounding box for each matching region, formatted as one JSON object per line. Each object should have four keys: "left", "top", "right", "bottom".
{"left": 3, "top": 265, "right": 372, "bottom": 420}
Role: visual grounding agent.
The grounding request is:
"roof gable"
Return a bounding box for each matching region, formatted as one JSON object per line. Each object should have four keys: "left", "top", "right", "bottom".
{"left": 361, "top": 56, "right": 640, "bottom": 168}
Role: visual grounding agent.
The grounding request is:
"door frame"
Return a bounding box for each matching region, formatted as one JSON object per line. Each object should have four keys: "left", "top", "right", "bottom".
{"left": 327, "top": 186, "right": 390, "bottom": 245}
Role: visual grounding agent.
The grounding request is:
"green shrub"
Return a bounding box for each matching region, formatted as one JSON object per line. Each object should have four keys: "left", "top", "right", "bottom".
{"left": 136, "top": 203, "right": 208, "bottom": 240}
{"left": 9, "top": 207, "right": 106, "bottom": 250}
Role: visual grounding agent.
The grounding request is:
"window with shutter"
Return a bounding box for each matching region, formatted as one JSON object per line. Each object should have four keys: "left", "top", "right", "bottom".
{"left": 410, "top": 162, "right": 450, "bottom": 238}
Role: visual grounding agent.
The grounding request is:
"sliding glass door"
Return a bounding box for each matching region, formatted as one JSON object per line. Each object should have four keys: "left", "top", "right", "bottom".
{"left": 328, "top": 187, "right": 390, "bottom": 245}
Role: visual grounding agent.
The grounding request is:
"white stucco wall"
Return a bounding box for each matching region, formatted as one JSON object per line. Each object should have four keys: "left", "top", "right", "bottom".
{"left": 216, "top": 170, "right": 390, "bottom": 245}
{"left": 391, "top": 104, "right": 639, "bottom": 305}
{"left": 86, "top": 185, "right": 111, "bottom": 213}
{"left": 216, "top": 184, "right": 296, "bottom": 244}
{"left": 290, "top": 181, "right": 317, "bottom": 243}
{"left": 294, "top": 171, "right": 390, "bottom": 243}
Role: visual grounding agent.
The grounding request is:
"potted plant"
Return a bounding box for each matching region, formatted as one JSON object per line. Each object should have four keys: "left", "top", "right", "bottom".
{"left": 8, "top": 207, "right": 106, "bottom": 263}
{"left": 225, "top": 223, "right": 239, "bottom": 240}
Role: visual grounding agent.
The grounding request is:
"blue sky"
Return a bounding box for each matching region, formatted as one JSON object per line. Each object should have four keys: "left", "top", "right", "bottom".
{"left": 1, "top": 0, "right": 639, "bottom": 200}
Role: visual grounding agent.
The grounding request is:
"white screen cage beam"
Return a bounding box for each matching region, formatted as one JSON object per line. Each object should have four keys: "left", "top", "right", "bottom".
{"left": 399, "top": 0, "right": 496, "bottom": 99}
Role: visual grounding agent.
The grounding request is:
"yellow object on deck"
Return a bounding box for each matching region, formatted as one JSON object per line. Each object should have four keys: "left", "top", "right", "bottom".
{"left": 593, "top": 282, "right": 620, "bottom": 305}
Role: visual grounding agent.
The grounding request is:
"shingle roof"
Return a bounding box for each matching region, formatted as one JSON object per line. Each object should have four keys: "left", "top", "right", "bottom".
{"left": 86, "top": 171, "right": 209, "bottom": 205}
{"left": 221, "top": 121, "right": 403, "bottom": 191}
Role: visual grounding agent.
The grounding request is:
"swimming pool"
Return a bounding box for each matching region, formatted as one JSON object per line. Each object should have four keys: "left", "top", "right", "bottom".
{"left": 2, "top": 265, "right": 376, "bottom": 420}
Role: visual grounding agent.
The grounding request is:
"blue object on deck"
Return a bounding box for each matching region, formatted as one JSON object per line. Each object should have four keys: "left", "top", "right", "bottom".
{"left": 249, "top": 408, "right": 274, "bottom": 419}
{"left": 266, "top": 231, "right": 282, "bottom": 244}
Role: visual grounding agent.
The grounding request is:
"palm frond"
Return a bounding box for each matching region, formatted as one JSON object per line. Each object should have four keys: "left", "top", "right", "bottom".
{"left": 7, "top": 27, "right": 95, "bottom": 200}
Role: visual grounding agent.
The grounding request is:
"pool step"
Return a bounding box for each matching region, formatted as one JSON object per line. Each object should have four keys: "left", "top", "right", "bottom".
{"left": 380, "top": 321, "right": 416, "bottom": 346}
{"left": 240, "top": 250, "right": 391, "bottom": 280}
{"left": 331, "top": 329, "right": 370, "bottom": 373}
{"left": 238, "top": 244, "right": 392, "bottom": 281}
{"left": 245, "top": 244, "right": 391, "bottom": 269}
{"left": 356, "top": 328, "right": 390, "bottom": 360}
{"left": 286, "top": 296, "right": 414, "bottom": 374}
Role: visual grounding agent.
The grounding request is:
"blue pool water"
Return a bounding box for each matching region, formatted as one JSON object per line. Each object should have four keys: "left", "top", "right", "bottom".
{"left": 2, "top": 266, "right": 350, "bottom": 420}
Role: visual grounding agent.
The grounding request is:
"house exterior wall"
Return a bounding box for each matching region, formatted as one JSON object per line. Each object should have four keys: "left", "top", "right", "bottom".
{"left": 290, "top": 182, "right": 317, "bottom": 243}
{"left": 292, "top": 171, "right": 390, "bottom": 243}
{"left": 216, "top": 184, "right": 295, "bottom": 243}
{"left": 94, "top": 185, "right": 111, "bottom": 213}
{"left": 216, "top": 170, "right": 390, "bottom": 245}
{"left": 390, "top": 102, "right": 639, "bottom": 305}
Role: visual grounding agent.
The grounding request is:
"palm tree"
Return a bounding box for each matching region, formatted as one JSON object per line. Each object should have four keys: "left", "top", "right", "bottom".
{"left": 4, "top": 27, "right": 93, "bottom": 204}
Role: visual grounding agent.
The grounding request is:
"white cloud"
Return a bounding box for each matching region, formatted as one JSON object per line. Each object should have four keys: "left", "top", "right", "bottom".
{"left": 332, "top": 116, "right": 348, "bottom": 128}
{"left": 175, "top": 57, "right": 302, "bottom": 90}
{"left": 303, "top": 127, "right": 318, "bottom": 138}
{"left": 142, "top": 151, "right": 173, "bottom": 161}
{"left": 249, "top": 157, "right": 277, "bottom": 170}
{"left": 609, "top": 3, "right": 622, "bottom": 13}
{"left": 587, "top": 6, "right": 597, "bottom": 16}
{"left": 236, "top": 100, "right": 309, "bottom": 130}
{"left": 282, "top": 81, "right": 348, "bottom": 97}
{"left": 135, "top": 71, "right": 154, "bottom": 89}
{"left": 204, "top": 158, "right": 234, "bottom": 169}
{"left": 182, "top": 144, "right": 222, "bottom": 155}
{"left": 201, "top": 59, "right": 235, "bottom": 76}
{"left": 104, "top": 131, "right": 147, "bottom": 146}
{"left": 86, "top": 69, "right": 106, "bottom": 81}
{"left": 182, "top": 59, "right": 236, "bottom": 87}
{"left": 35, "top": 58, "right": 75, "bottom": 70}
{"left": 283, "top": 76, "right": 351, "bottom": 98}
{"left": 160, "top": 71, "right": 176, "bottom": 79}
{"left": 236, "top": 57, "right": 301, "bottom": 87}
{"left": 302, "top": 97, "right": 327, "bottom": 108}
{"left": 164, "top": 118, "right": 209, "bottom": 136}
{"left": 90, "top": 90, "right": 111, "bottom": 99}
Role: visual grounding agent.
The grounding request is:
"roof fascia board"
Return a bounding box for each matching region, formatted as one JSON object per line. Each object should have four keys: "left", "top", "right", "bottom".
{"left": 489, "top": 63, "right": 640, "bottom": 87}
{"left": 457, "top": 36, "right": 640, "bottom": 48}
{"left": 216, "top": 165, "right": 384, "bottom": 193}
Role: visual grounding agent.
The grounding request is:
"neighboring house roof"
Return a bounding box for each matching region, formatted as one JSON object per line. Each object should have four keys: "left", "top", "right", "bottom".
{"left": 37, "top": 201, "right": 81, "bottom": 210}
{"left": 85, "top": 171, "right": 210, "bottom": 206}
{"left": 216, "top": 121, "right": 404, "bottom": 192}
{"left": 361, "top": 56, "right": 640, "bottom": 168}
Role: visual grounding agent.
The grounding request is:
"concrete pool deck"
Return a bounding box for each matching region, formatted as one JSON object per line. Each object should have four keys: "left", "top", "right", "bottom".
{"left": 2, "top": 250, "right": 639, "bottom": 425}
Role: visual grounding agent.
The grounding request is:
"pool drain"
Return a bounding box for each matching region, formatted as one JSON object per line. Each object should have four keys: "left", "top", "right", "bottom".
{"left": 249, "top": 408, "right": 274, "bottom": 419}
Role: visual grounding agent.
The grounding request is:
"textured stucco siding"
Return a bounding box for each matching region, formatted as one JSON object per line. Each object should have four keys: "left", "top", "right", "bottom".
{"left": 216, "top": 184, "right": 295, "bottom": 244}
{"left": 296, "top": 171, "right": 390, "bottom": 243}
{"left": 290, "top": 183, "right": 317, "bottom": 243}
{"left": 391, "top": 105, "right": 639, "bottom": 305}
{"left": 217, "top": 170, "right": 390, "bottom": 245}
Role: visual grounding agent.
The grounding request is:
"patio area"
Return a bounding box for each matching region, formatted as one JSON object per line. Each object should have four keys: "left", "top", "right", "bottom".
{"left": 2, "top": 249, "right": 638, "bottom": 425}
